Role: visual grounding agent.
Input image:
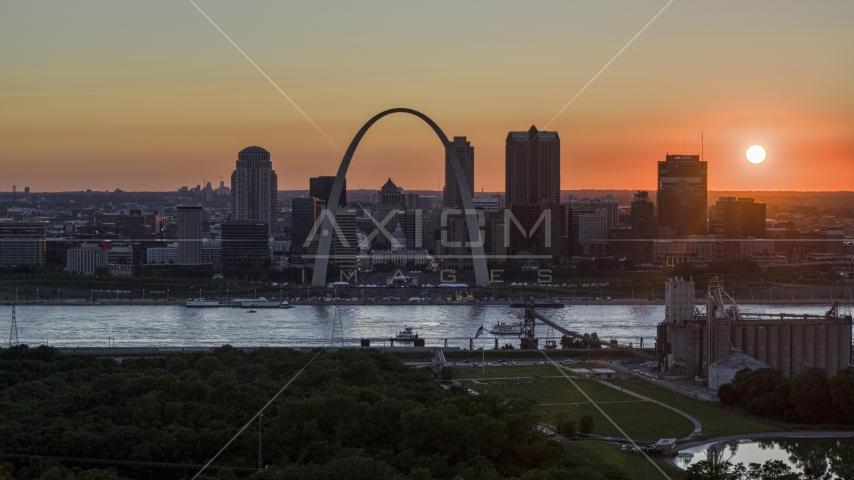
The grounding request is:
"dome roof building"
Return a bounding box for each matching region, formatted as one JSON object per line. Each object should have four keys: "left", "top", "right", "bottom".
{"left": 231, "top": 146, "right": 277, "bottom": 236}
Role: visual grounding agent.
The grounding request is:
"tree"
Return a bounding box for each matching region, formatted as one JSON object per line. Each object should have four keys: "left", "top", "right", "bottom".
{"left": 788, "top": 367, "right": 833, "bottom": 424}
{"left": 726, "top": 368, "right": 792, "bottom": 420}
{"left": 439, "top": 366, "right": 455, "bottom": 381}
{"left": 93, "top": 266, "right": 111, "bottom": 276}
{"left": 554, "top": 411, "right": 576, "bottom": 436}
{"left": 579, "top": 415, "right": 594, "bottom": 434}
{"left": 829, "top": 369, "right": 854, "bottom": 424}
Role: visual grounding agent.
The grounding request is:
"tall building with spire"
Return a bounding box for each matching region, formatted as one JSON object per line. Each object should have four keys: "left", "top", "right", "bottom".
{"left": 230, "top": 146, "right": 278, "bottom": 235}
{"left": 443, "top": 136, "right": 474, "bottom": 209}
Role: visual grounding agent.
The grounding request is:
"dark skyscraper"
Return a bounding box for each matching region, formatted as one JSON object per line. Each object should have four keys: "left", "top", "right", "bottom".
{"left": 127, "top": 208, "right": 146, "bottom": 241}
{"left": 222, "top": 220, "right": 270, "bottom": 266}
{"left": 309, "top": 176, "right": 346, "bottom": 208}
{"left": 656, "top": 154, "right": 707, "bottom": 238}
{"left": 504, "top": 126, "right": 560, "bottom": 255}
{"left": 443, "top": 136, "right": 474, "bottom": 209}
{"left": 710, "top": 197, "right": 766, "bottom": 260}
{"left": 291, "top": 197, "right": 325, "bottom": 254}
{"left": 630, "top": 191, "right": 656, "bottom": 239}
{"left": 177, "top": 205, "right": 203, "bottom": 265}
{"left": 505, "top": 126, "right": 560, "bottom": 206}
{"left": 629, "top": 191, "right": 656, "bottom": 264}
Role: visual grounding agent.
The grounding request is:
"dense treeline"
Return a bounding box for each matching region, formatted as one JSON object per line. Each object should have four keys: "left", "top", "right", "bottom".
{"left": 0, "top": 345, "right": 611, "bottom": 480}
{"left": 718, "top": 367, "right": 854, "bottom": 424}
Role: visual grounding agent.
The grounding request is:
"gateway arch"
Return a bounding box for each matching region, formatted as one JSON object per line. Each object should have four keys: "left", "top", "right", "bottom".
{"left": 311, "top": 108, "right": 489, "bottom": 287}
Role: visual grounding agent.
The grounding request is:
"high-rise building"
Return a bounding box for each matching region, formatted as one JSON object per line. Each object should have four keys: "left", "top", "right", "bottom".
{"left": 630, "top": 191, "right": 656, "bottom": 239}
{"left": 628, "top": 191, "right": 656, "bottom": 264}
{"left": 331, "top": 208, "right": 358, "bottom": 270}
{"left": 657, "top": 154, "right": 707, "bottom": 238}
{"left": 177, "top": 205, "right": 203, "bottom": 264}
{"left": 310, "top": 176, "right": 346, "bottom": 208}
{"left": 378, "top": 178, "right": 405, "bottom": 221}
{"left": 443, "top": 136, "right": 474, "bottom": 209}
{"left": 377, "top": 179, "right": 405, "bottom": 247}
{"left": 127, "top": 208, "right": 146, "bottom": 241}
{"left": 230, "top": 146, "right": 278, "bottom": 235}
{"left": 507, "top": 203, "right": 562, "bottom": 257}
{"left": 505, "top": 126, "right": 560, "bottom": 256}
{"left": 484, "top": 212, "right": 508, "bottom": 260}
{"left": 567, "top": 195, "right": 619, "bottom": 229}
{"left": 437, "top": 213, "right": 474, "bottom": 272}
{"left": 505, "top": 126, "right": 560, "bottom": 206}
{"left": 0, "top": 222, "right": 46, "bottom": 267}
{"left": 221, "top": 220, "right": 270, "bottom": 266}
{"left": 291, "top": 197, "right": 326, "bottom": 254}
{"left": 710, "top": 197, "right": 766, "bottom": 261}
{"left": 66, "top": 243, "right": 108, "bottom": 274}
{"left": 569, "top": 208, "right": 608, "bottom": 256}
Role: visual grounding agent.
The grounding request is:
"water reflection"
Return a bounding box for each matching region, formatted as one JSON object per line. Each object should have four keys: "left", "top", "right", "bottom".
{"left": 679, "top": 438, "right": 854, "bottom": 479}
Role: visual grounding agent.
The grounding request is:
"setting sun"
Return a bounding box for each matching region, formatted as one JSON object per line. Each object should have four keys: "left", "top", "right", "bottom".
{"left": 746, "top": 145, "right": 767, "bottom": 165}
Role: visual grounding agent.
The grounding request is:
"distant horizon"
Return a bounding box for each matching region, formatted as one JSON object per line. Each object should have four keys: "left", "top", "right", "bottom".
{"left": 5, "top": 188, "right": 853, "bottom": 195}
{"left": 2, "top": 2, "right": 852, "bottom": 192}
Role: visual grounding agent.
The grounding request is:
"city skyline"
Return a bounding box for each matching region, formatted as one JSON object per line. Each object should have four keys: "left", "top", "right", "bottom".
{"left": 2, "top": 1, "right": 852, "bottom": 192}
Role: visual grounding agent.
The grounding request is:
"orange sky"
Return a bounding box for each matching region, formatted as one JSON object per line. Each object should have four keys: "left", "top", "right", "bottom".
{"left": 1, "top": 1, "right": 852, "bottom": 192}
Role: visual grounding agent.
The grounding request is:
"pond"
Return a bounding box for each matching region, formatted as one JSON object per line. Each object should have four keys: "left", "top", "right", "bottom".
{"left": 676, "top": 437, "right": 854, "bottom": 479}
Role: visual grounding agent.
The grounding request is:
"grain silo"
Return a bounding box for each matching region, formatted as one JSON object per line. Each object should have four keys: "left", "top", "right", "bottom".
{"left": 656, "top": 277, "right": 853, "bottom": 380}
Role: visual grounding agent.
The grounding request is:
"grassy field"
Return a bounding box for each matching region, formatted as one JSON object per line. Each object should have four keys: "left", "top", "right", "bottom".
{"left": 564, "top": 441, "right": 688, "bottom": 480}
{"left": 454, "top": 363, "right": 799, "bottom": 477}
{"left": 453, "top": 362, "right": 601, "bottom": 380}
{"left": 607, "top": 378, "right": 786, "bottom": 437}
{"left": 458, "top": 366, "right": 696, "bottom": 441}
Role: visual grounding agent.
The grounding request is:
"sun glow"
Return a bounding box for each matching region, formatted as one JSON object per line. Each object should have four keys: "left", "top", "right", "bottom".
{"left": 746, "top": 145, "right": 767, "bottom": 165}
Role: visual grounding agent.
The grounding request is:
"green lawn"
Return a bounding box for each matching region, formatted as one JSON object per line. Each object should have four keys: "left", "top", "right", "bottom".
{"left": 608, "top": 378, "right": 786, "bottom": 437}
{"left": 457, "top": 365, "right": 787, "bottom": 441}
{"left": 564, "top": 441, "right": 687, "bottom": 480}
{"left": 461, "top": 374, "right": 696, "bottom": 441}
{"left": 539, "top": 401, "right": 694, "bottom": 441}
{"left": 458, "top": 371, "right": 636, "bottom": 404}
{"left": 453, "top": 362, "right": 600, "bottom": 380}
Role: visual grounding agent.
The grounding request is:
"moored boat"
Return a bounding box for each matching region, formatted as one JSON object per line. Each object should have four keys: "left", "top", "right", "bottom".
{"left": 230, "top": 297, "right": 281, "bottom": 308}
{"left": 394, "top": 325, "right": 418, "bottom": 341}
{"left": 185, "top": 298, "right": 221, "bottom": 307}
{"left": 489, "top": 321, "right": 522, "bottom": 335}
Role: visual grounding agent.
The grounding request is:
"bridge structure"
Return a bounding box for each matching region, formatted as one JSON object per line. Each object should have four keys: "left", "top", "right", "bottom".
{"left": 310, "top": 108, "right": 489, "bottom": 287}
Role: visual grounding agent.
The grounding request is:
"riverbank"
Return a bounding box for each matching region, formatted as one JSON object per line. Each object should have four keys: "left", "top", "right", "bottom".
{"left": 4, "top": 297, "right": 847, "bottom": 306}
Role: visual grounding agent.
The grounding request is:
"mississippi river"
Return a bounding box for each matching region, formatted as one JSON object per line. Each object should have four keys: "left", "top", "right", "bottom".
{"left": 2, "top": 304, "right": 837, "bottom": 349}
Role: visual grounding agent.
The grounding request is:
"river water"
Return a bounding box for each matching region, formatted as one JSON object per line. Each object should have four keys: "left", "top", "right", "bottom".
{"left": 1, "top": 303, "right": 837, "bottom": 349}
